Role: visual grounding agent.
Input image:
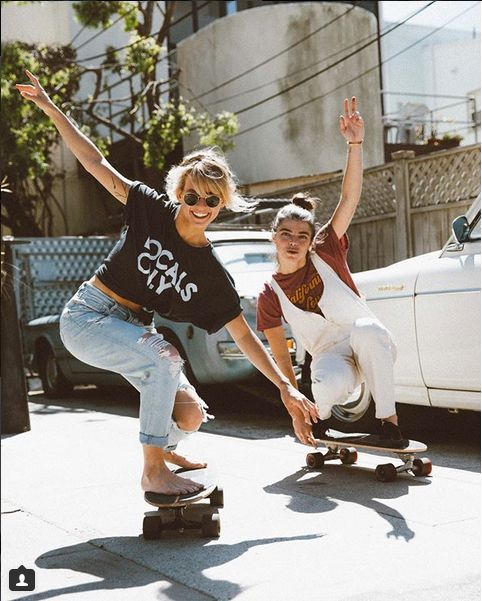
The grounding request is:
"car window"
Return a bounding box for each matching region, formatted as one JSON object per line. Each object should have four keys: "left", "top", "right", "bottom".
{"left": 469, "top": 213, "right": 481, "bottom": 241}
{"left": 214, "top": 242, "right": 276, "bottom": 274}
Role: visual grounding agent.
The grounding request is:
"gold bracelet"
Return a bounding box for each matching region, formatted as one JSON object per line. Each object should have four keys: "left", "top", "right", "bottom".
{"left": 347, "top": 140, "right": 363, "bottom": 145}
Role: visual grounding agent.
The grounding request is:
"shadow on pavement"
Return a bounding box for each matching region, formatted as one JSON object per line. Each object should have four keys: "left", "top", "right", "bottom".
{"left": 26, "top": 384, "right": 140, "bottom": 419}
{"left": 23, "top": 379, "right": 480, "bottom": 472}
{"left": 24, "top": 532, "right": 322, "bottom": 601}
{"left": 264, "top": 465, "right": 432, "bottom": 543}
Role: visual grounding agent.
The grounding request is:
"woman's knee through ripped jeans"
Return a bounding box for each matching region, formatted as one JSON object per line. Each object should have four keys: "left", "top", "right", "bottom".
{"left": 59, "top": 282, "right": 210, "bottom": 449}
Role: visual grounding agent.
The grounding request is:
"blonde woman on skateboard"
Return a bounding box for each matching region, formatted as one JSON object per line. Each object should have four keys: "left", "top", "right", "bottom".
{"left": 17, "top": 70, "right": 320, "bottom": 497}
{"left": 257, "top": 97, "right": 408, "bottom": 448}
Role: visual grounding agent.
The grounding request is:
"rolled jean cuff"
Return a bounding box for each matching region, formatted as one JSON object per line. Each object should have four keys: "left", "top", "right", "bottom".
{"left": 139, "top": 432, "right": 170, "bottom": 448}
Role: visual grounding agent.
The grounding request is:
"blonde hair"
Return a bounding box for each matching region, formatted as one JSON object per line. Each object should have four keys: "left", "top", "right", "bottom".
{"left": 165, "top": 147, "right": 255, "bottom": 213}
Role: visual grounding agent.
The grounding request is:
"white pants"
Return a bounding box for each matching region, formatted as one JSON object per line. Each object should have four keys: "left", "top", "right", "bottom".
{"left": 311, "top": 318, "right": 397, "bottom": 420}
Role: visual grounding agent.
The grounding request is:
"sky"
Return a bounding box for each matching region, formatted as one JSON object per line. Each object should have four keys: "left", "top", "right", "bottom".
{"left": 380, "top": 1, "right": 481, "bottom": 32}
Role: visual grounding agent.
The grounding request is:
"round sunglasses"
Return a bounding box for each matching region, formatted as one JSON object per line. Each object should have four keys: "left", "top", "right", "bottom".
{"left": 183, "top": 192, "right": 221, "bottom": 208}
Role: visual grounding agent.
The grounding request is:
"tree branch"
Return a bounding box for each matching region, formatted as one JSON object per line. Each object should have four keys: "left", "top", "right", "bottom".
{"left": 138, "top": 0, "right": 155, "bottom": 37}
{"left": 156, "top": 1, "right": 176, "bottom": 45}
{"left": 87, "top": 108, "right": 143, "bottom": 144}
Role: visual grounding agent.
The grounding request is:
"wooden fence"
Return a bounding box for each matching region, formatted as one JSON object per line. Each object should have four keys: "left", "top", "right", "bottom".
{"left": 230, "top": 144, "right": 481, "bottom": 272}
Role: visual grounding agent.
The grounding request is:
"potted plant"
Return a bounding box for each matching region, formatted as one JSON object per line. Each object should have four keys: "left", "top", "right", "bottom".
{"left": 426, "top": 129, "right": 463, "bottom": 147}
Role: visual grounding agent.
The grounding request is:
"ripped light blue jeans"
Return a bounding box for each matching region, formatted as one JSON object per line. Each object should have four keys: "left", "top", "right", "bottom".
{"left": 59, "top": 282, "right": 210, "bottom": 449}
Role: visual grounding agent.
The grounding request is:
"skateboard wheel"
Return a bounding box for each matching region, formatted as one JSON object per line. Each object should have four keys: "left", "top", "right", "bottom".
{"left": 209, "top": 486, "right": 224, "bottom": 508}
{"left": 375, "top": 463, "right": 397, "bottom": 482}
{"left": 201, "top": 512, "right": 221, "bottom": 538}
{"left": 412, "top": 457, "right": 432, "bottom": 477}
{"left": 340, "top": 447, "right": 358, "bottom": 465}
{"left": 306, "top": 452, "right": 324, "bottom": 469}
{"left": 143, "top": 515, "right": 162, "bottom": 540}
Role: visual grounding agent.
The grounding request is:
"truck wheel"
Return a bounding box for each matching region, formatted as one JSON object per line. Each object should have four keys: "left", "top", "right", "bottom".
{"left": 38, "top": 344, "right": 73, "bottom": 399}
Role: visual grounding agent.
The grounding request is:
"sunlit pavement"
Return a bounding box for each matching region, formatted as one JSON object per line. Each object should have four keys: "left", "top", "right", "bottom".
{"left": 2, "top": 383, "right": 480, "bottom": 601}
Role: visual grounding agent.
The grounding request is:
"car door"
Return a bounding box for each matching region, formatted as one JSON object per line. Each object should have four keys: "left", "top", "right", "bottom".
{"left": 357, "top": 257, "right": 430, "bottom": 405}
{"left": 414, "top": 213, "right": 481, "bottom": 408}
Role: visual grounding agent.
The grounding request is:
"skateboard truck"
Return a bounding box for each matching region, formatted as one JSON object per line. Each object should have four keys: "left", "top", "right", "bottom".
{"left": 143, "top": 501, "right": 222, "bottom": 539}
{"left": 142, "top": 473, "right": 224, "bottom": 540}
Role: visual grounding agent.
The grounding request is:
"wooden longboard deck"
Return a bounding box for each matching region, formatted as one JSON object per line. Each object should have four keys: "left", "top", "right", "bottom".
{"left": 317, "top": 431, "right": 427, "bottom": 454}
{"left": 144, "top": 468, "right": 217, "bottom": 508}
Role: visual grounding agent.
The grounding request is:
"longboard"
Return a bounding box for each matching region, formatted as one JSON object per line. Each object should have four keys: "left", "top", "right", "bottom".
{"left": 306, "top": 431, "right": 432, "bottom": 482}
{"left": 142, "top": 467, "right": 223, "bottom": 539}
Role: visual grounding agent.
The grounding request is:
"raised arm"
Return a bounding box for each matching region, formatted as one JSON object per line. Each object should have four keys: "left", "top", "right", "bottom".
{"left": 330, "top": 96, "right": 365, "bottom": 239}
{"left": 16, "top": 70, "right": 132, "bottom": 204}
{"left": 225, "top": 314, "right": 319, "bottom": 446}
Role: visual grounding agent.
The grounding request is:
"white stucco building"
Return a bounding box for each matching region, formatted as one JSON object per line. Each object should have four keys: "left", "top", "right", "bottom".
{"left": 177, "top": 2, "right": 384, "bottom": 183}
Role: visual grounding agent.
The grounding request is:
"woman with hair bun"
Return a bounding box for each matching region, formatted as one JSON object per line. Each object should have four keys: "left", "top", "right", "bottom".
{"left": 257, "top": 97, "right": 408, "bottom": 448}
{"left": 17, "top": 70, "right": 320, "bottom": 497}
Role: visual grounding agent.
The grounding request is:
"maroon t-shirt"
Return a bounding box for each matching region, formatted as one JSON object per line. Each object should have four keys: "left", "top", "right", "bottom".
{"left": 256, "top": 223, "right": 361, "bottom": 331}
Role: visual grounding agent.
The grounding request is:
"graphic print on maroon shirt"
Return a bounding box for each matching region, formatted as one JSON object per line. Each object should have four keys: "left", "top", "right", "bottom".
{"left": 256, "top": 223, "right": 361, "bottom": 331}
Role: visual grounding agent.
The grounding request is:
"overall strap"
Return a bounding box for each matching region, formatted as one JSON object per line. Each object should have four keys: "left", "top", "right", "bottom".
{"left": 309, "top": 253, "right": 377, "bottom": 324}
{"left": 269, "top": 277, "right": 347, "bottom": 356}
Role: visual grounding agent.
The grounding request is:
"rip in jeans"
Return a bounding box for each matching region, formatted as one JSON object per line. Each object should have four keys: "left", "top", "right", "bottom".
{"left": 137, "top": 332, "right": 184, "bottom": 378}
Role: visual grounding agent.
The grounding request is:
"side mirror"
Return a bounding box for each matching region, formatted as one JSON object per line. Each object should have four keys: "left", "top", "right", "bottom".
{"left": 452, "top": 215, "right": 470, "bottom": 243}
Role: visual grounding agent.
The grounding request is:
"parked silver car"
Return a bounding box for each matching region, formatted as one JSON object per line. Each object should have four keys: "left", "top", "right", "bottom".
{"left": 16, "top": 229, "right": 296, "bottom": 397}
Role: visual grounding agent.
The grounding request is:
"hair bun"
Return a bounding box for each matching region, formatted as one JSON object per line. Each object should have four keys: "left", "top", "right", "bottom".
{"left": 291, "top": 193, "right": 317, "bottom": 213}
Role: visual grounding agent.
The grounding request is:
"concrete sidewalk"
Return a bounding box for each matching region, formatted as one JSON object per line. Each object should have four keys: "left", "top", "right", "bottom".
{"left": 2, "top": 392, "right": 480, "bottom": 601}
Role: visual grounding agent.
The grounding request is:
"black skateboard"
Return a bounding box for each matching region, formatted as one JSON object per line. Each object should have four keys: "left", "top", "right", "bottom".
{"left": 306, "top": 431, "right": 432, "bottom": 482}
{"left": 142, "top": 467, "right": 223, "bottom": 539}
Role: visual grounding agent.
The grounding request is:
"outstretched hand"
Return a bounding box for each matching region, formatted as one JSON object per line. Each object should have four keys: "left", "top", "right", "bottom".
{"left": 15, "top": 70, "right": 53, "bottom": 113}
{"left": 280, "top": 384, "right": 320, "bottom": 447}
{"left": 338, "top": 96, "right": 365, "bottom": 143}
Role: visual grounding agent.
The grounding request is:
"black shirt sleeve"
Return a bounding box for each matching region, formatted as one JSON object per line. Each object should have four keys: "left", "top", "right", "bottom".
{"left": 125, "top": 181, "right": 171, "bottom": 225}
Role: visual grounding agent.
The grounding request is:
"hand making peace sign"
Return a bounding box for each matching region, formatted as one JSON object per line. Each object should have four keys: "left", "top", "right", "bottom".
{"left": 338, "top": 96, "right": 365, "bottom": 144}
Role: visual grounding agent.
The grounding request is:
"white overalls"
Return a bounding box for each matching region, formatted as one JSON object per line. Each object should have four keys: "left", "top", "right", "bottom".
{"left": 270, "top": 253, "right": 397, "bottom": 421}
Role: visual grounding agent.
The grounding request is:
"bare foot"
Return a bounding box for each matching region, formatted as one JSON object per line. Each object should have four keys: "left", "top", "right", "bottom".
{"left": 164, "top": 450, "right": 207, "bottom": 471}
{"left": 141, "top": 463, "right": 204, "bottom": 495}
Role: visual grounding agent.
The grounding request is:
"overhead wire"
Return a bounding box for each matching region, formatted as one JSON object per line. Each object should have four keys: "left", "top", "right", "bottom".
{"left": 69, "top": 1, "right": 478, "bottom": 144}
{"left": 382, "top": 90, "right": 474, "bottom": 101}
{"left": 71, "top": 2, "right": 211, "bottom": 104}
{"left": 132, "top": 4, "right": 428, "bottom": 136}
{"left": 188, "top": 4, "right": 356, "bottom": 102}
{"left": 235, "top": 1, "right": 479, "bottom": 137}
{"left": 70, "top": 2, "right": 357, "bottom": 116}
{"left": 70, "top": 1, "right": 211, "bottom": 64}
{"left": 204, "top": 4, "right": 442, "bottom": 110}
{"left": 233, "top": 1, "right": 436, "bottom": 118}
{"left": 68, "top": 21, "right": 90, "bottom": 47}
{"left": 74, "top": 4, "right": 139, "bottom": 52}
{"left": 125, "top": 2, "right": 426, "bottom": 128}
{"left": 383, "top": 98, "right": 473, "bottom": 117}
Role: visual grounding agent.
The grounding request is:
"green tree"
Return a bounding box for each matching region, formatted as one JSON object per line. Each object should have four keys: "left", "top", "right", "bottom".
{"left": 1, "top": 1, "right": 239, "bottom": 236}
{"left": 1, "top": 43, "right": 82, "bottom": 235}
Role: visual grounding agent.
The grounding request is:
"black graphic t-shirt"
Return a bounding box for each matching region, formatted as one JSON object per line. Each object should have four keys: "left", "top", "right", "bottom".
{"left": 95, "top": 181, "right": 242, "bottom": 333}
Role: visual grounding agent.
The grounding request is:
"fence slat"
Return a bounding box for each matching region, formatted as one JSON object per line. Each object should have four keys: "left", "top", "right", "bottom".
{"left": 237, "top": 144, "right": 480, "bottom": 271}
